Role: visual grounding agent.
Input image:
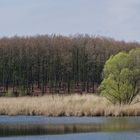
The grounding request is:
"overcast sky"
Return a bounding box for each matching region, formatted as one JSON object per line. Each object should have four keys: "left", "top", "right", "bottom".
{"left": 0, "top": 0, "right": 140, "bottom": 42}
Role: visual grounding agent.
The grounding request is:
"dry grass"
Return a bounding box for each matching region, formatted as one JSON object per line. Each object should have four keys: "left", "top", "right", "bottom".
{"left": 0, "top": 94, "right": 139, "bottom": 116}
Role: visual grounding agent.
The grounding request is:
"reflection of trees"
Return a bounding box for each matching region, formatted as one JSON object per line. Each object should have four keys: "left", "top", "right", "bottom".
{"left": 0, "top": 120, "right": 139, "bottom": 136}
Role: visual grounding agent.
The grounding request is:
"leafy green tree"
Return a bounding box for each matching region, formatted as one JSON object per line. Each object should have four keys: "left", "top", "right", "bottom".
{"left": 100, "top": 49, "right": 140, "bottom": 104}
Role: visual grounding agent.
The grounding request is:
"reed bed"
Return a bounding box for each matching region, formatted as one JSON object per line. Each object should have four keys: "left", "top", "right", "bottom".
{"left": 0, "top": 94, "right": 139, "bottom": 116}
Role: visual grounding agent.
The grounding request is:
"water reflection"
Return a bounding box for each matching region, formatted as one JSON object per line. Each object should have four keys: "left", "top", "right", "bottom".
{"left": 0, "top": 121, "right": 139, "bottom": 137}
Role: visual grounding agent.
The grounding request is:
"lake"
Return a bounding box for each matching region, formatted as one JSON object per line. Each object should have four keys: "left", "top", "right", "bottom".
{"left": 0, "top": 116, "right": 139, "bottom": 140}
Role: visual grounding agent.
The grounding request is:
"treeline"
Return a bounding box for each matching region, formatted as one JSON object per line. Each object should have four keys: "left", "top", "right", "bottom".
{"left": 0, "top": 34, "right": 139, "bottom": 96}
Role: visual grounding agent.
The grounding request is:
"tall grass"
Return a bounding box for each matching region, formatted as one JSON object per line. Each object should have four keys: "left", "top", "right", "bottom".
{"left": 0, "top": 94, "right": 139, "bottom": 116}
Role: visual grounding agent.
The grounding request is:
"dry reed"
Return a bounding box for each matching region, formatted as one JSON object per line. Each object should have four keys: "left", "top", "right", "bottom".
{"left": 0, "top": 94, "right": 139, "bottom": 116}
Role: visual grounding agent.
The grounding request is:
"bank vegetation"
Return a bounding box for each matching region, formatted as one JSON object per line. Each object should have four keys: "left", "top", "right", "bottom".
{"left": 0, "top": 94, "right": 139, "bottom": 116}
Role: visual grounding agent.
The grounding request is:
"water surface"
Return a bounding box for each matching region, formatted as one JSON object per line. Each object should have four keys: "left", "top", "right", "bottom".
{"left": 0, "top": 116, "right": 139, "bottom": 140}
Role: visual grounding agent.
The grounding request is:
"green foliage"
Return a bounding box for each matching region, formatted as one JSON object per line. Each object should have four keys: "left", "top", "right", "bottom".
{"left": 100, "top": 49, "right": 140, "bottom": 104}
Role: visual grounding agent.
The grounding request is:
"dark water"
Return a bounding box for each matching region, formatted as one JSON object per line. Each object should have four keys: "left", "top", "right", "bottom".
{"left": 0, "top": 116, "right": 140, "bottom": 140}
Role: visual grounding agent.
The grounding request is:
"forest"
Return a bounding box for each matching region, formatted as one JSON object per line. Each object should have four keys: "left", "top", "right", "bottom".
{"left": 0, "top": 34, "right": 139, "bottom": 96}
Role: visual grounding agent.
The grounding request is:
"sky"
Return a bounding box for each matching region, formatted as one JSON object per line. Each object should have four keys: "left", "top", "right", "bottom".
{"left": 0, "top": 0, "right": 140, "bottom": 42}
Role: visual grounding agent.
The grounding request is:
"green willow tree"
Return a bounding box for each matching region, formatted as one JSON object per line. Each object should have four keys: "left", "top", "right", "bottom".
{"left": 100, "top": 49, "right": 140, "bottom": 104}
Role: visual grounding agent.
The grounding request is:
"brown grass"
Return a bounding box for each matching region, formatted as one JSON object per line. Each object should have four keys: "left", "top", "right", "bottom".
{"left": 0, "top": 94, "right": 139, "bottom": 116}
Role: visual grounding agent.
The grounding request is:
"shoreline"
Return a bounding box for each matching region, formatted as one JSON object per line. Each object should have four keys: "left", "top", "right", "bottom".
{"left": 0, "top": 95, "right": 139, "bottom": 117}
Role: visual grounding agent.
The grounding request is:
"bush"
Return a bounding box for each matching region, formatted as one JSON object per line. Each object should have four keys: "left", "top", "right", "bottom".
{"left": 100, "top": 49, "right": 140, "bottom": 104}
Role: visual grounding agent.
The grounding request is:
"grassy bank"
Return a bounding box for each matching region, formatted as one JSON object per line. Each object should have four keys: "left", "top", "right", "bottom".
{"left": 0, "top": 94, "right": 139, "bottom": 116}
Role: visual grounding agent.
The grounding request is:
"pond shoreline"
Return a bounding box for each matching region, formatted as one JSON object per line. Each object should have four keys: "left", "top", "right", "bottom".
{"left": 0, "top": 95, "right": 139, "bottom": 117}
